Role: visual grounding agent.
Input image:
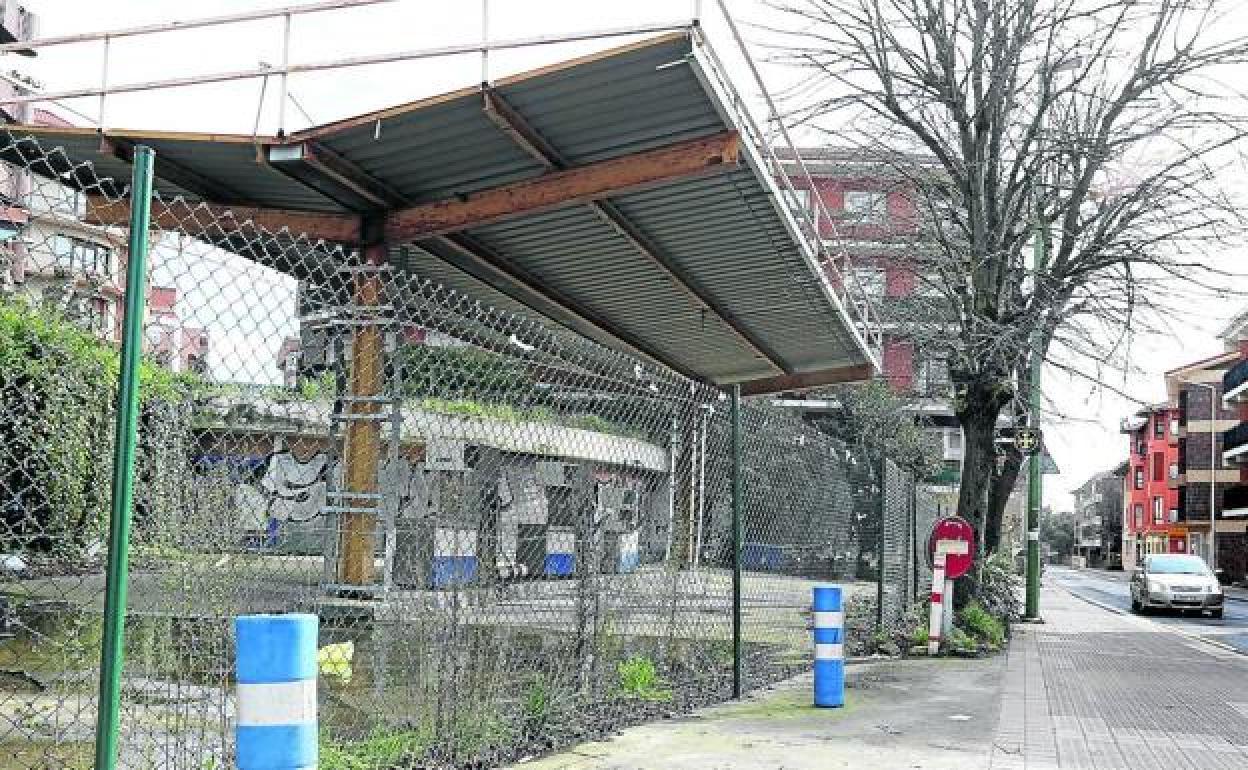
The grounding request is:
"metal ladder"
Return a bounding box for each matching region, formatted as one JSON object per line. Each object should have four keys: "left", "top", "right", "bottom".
{"left": 320, "top": 263, "right": 403, "bottom": 598}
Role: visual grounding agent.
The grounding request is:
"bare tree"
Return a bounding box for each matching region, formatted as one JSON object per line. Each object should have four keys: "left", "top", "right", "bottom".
{"left": 767, "top": 0, "right": 1248, "bottom": 552}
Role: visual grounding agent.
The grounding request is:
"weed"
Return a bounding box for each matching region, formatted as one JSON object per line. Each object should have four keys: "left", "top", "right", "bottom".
{"left": 523, "top": 676, "right": 556, "bottom": 732}
{"left": 320, "top": 727, "right": 430, "bottom": 770}
{"left": 958, "top": 601, "right": 1005, "bottom": 647}
{"left": 617, "top": 656, "right": 672, "bottom": 702}
{"left": 910, "top": 625, "right": 929, "bottom": 647}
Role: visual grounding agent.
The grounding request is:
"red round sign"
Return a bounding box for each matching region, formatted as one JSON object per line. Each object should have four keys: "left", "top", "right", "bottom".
{"left": 927, "top": 516, "right": 977, "bottom": 580}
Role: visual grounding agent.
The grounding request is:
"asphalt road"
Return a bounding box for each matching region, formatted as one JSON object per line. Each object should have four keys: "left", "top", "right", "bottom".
{"left": 1050, "top": 565, "right": 1248, "bottom": 653}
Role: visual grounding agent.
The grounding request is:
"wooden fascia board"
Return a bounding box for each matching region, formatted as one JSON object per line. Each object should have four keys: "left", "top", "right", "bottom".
{"left": 383, "top": 130, "right": 741, "bottom": 242}
{"left": 83, "top": 194, "right": 360, "bottom": 243}
{"left": 738, "top": 363, "right": 876, "bottom": 397}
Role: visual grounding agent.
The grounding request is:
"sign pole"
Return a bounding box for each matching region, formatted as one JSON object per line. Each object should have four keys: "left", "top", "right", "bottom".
{"left": 927, "top": 551, "right": 946, "bottom": 655}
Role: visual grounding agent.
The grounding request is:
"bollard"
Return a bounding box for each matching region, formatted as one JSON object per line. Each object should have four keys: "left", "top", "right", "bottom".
{"left": 928, "top": 552, "right": 946, "bottom": 655}
{"left": 235, "top": 613, "right": 319, "bottom": 770}
{"left": 812, "top": 586, "right": 844, "bottom": 708}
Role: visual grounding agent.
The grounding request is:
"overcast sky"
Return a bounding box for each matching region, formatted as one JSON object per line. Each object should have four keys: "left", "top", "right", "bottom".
{"left": 8, "top": 0, "right": 1242, "bottom": 512}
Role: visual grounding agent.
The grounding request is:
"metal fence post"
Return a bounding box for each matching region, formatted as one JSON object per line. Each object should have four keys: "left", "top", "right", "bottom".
{"left": 876, "top": 453, "right": 886, "bottom": 631}
{"left": 93, "top": 144, "right": 154, "bottom": 770}
{"left": 731, "top": 384, "right": 743, "bottom": 698}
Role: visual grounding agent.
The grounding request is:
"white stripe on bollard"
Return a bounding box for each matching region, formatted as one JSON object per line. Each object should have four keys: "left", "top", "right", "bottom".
{"left": 236, "top": 680, "right": 318, "bottom": 727}
{"left": 813, "top": 611, "right": 843, "bottom": 628}
{"left": 814, "top": 643, "right": 844, "bottom": 660}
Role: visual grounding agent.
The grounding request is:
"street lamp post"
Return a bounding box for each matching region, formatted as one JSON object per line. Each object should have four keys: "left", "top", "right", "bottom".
{"left": 1024, "top": 55, "right": 1082, "bottom": 619}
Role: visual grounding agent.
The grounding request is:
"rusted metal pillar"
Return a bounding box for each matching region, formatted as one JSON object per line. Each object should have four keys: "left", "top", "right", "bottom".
{"left": 338, "top": 236, "right": 386, "bottom": 586}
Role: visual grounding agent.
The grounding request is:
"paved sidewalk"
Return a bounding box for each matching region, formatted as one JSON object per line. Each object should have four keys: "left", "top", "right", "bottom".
{"left": 509, "top": 657, "right": 1004, "bottom": 769}
{"left": 507, "top": 581, "right": 1248, "bottom": 769}
{"left": 989, "top": 584, "right": 1248, "bottom": 769}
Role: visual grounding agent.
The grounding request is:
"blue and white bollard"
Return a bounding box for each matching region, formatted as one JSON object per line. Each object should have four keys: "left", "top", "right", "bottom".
{"left": 812, "top": 586, "right": 845, "bottom": 708}
{"left": 235, "top": 613, "right": 319, "bottom": 770}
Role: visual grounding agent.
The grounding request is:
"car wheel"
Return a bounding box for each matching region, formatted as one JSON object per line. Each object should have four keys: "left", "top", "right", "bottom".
{"left": 1211, "top": 609, "right": 1224, "bottom": 620}
{"left": 1130, "top": 596, "right": 1142, "bottom": 613}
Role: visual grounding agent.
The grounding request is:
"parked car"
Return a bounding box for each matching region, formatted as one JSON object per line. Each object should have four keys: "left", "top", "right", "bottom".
{"left": 1130, "top": 554, "right": 1223, "bottom": 618}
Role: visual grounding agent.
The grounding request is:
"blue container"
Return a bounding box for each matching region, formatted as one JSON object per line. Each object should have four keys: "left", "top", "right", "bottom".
{"left": 742, "top": 543, "right": 785, "bottom": 571}
{"left": 431, "top": 556, "right": 479, "bottom": 588}
{"left": 544, "top": 553, "right": 576, "bottom": 576}
{"left": 235, "top": 614, "right": 319, "bottom": 769}
{"left": 812, "top": 586, "right": 844, "bottom": 708}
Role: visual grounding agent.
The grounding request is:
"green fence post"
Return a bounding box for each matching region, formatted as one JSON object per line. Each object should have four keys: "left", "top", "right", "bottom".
{"left": 94, "top": 144, "right": 155, "bottom": 770}
{"left": 876, "top": 453, "right": 887, "bottom": 631}
{"left": 731, "top": 384, "right": 743, "bottom": 699}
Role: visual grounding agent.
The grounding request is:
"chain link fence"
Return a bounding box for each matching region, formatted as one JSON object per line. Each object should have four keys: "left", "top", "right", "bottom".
{"left": 0, "top": 132, "right": 944, "bottom": 768}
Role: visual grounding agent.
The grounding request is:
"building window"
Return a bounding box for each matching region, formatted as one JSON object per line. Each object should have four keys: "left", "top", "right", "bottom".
{"left": 1154, "top": 416, "right": 1165, "bottom": 439}
{"left": 1170, "top": 417, "right": 1180, "bottom": 436}
{"left": 1152, "top": 453, "right": 1164, "bottom": 482}
{"left": 1178, "top": 391, "right": 1189, "bottom": 426}
{"left": 853, "top": 267, "right": 886, "bottom": 296}
{"left": 915, "top": 355, "right": 951, "bottom": 397}
{"left": 1152, "top": 496, "right": 1163, "bottom": 524}
{"left": 52, "top": 234, "right": 112, "bottom": 276}
{"left": 1134, "top": 468, "right": 1144, "bottom": 489}
{"left": 1134, "top": 504, "right": 1143, "bottom": 528}
{"left": 790, "top": 188, "right": 813, "bottom": 218}
{"left": 844, "top": 190, "right": 887, "bottom": 223}
{"left": 1169, "top": 508, "right": 1179, "bottom": 523}
{"left": 1168, "top": 463, "right": 1179, "bottom": 480}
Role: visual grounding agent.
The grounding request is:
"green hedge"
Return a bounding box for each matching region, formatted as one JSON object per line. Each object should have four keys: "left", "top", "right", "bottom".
{"left": 0, "top": 300, "right": 194, "bottom": 555}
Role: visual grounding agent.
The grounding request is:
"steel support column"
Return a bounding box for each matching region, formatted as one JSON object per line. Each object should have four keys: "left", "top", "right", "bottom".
{"left": 731, "top": 383, "right": 743, "bottom": 699}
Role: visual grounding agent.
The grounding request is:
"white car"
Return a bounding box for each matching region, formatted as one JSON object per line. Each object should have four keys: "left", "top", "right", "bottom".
{"left": 1130, "top": 554, "right": 1224, "bottom": 619}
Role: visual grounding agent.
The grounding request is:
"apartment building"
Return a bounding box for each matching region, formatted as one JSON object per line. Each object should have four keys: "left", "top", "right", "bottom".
{"left": 0, "top": 7, "right": 206, "bottom": 372}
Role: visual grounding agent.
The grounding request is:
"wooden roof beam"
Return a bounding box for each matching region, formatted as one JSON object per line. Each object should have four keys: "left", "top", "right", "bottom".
{"left": 83, "top": 194, "right": 361, "bottom": 243}
{"left": 480, "top": 88, "right": 788, "bottom": 376}
{"left": 384, "top": 129, "right": 741, "bottom": 242}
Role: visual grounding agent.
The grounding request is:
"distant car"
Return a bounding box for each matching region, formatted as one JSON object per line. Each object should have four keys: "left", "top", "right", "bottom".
{"left": 1130, "top": 554, "right": 1223, "bottom": 618}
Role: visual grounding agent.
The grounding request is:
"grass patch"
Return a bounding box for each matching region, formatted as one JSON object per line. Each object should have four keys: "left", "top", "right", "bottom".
{"left": 617, "top": 656, "right": 672, "bottom": 702}
{"left": 958, "top": 601, "right": 1005, "bottom": 647}
{"left": 320, "top": 727, "right": 431, "bottom": 770}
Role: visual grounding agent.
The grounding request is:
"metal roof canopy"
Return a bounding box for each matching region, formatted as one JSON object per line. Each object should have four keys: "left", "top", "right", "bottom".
{"left": 1, "top": 31, "right": 876, "bottom": 395}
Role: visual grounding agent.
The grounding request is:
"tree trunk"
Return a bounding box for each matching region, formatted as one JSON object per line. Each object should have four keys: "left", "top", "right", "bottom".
{"left": 953, "top": 376, "right": 1013, "bottom": 548}
{"left": 985, "top": 449, "right": 1023, "bottom": 553}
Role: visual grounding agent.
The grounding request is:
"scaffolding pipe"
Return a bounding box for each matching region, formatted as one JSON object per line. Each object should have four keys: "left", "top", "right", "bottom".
{"left": 0, "top": 0, "right": 397, "bottom": 54}
{"left": 730, "top": 384, "right": 743, "bottom": 699}
{"left": 481, "top": 0, "right": 490, "bottom": 84}
{"left": 98, "top": 36, "right": 110, "bottom": 129}
{"left": 0, "top": 22, "right": 692, "bottom": 107}
{"left": 278, "top": 14, "right": 292, "bottom": 135}
{"left": 93, "top": 144, "right": 154, "bottom": 770}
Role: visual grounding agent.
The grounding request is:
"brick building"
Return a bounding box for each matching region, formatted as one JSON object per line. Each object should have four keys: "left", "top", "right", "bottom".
{"left": 1121, "top": 404, "right": 1183, "bottom": 566}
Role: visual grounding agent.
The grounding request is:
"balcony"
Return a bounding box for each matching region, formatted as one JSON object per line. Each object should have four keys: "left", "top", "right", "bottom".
{"left": 1225, "top": 485, "right": 1248, "bottom": 519}
{"left": 1223, "top": 421, "right": 1248, "bottom": 465}
{"left": 1224, "top": 358, "right": 1248, "bottom": 404}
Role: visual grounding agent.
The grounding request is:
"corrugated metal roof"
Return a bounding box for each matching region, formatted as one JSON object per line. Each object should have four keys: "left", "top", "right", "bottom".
{"left": 0, "top": 30, "right": 876, "bottom": 393}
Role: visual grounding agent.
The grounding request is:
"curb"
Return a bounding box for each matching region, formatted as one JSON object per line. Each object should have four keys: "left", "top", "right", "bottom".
{"left": 1059, "top": 584, "right": 1245, "bottom": 658}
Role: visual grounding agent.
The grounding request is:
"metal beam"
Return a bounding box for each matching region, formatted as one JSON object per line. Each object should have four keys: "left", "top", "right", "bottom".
{"left": 425, "top": 234, "right": 704, "bottom": 383}
{"left": 0, "top": 24, "right": 692, "bottom": 107}
{"left": 84, "top": 194, "right": 361, "bottom": 243}
{"left": 737, "top": 363, "right": 875, "bottom": 397}
{"left": 265, "top": 140, "right": 409, "bottom": 211}
{"left": 480, "top": 89, "right": 788, "bottom": 375}
{"left": 102, "top": 136, "right": 248, "bottom": 203}
{"left": 0, "top": 0, "right": 398, "bottom": 54}
{"left": 383, "top": 130, "right": 741, "bottom": 241}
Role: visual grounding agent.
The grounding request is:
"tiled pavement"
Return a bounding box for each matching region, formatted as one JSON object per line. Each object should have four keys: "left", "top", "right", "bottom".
{"left": 991, "top": 583, "right": 1248, "bottom": 769}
